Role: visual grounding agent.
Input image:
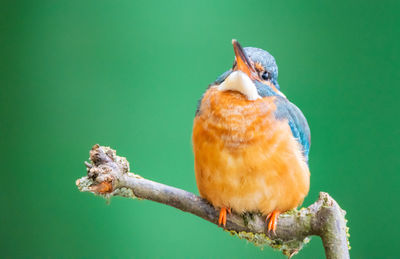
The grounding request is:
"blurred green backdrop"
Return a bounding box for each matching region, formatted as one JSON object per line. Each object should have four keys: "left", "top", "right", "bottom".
{"left": 1, "top": 0, "right": 399, "bottom": 258}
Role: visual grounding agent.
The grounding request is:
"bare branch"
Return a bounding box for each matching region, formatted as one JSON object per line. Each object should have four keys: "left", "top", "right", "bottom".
{"left": 76, "top": 144, "right": 350, "bottom": 259}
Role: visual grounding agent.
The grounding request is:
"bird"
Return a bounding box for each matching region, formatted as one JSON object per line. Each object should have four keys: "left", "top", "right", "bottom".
{"left": 192, "top": 39, "right": 310, "bottom": 233}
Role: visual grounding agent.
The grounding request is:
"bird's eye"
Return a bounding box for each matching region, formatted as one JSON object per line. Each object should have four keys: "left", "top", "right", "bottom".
{"left": 261, "top": 71, "right": 270, "bottom": 80}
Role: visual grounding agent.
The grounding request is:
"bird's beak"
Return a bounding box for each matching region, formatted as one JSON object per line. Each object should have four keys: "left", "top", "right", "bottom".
{"left": 232, "top": 39, "right": 259, "bottom": 80}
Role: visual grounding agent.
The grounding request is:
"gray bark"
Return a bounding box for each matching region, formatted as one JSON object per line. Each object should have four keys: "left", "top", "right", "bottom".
{"left": 76, "top": 144, "right": 350, "bottom": 259}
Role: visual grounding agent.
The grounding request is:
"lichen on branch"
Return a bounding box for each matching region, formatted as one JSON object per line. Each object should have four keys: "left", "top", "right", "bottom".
{"left": 75, "top": 144, "right": 350, "bottom": 259}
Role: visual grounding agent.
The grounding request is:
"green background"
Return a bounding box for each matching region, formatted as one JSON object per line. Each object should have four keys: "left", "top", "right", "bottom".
{"left": 1, "top": 0, "right": 399, "bottom": 258}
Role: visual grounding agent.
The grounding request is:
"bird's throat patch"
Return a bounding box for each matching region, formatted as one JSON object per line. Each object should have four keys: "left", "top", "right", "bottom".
{"left": 217, "top": 71, "right": 261, "bottom": 101}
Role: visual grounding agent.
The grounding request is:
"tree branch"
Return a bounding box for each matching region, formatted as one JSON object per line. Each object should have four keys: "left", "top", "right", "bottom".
{"left": 75, "top": 144, "right": 350, "bottom": 259}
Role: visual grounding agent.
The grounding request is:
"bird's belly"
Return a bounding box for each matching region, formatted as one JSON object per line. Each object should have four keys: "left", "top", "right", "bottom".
{"left": 192, "top": 89, "right": 310, "bottom": 214}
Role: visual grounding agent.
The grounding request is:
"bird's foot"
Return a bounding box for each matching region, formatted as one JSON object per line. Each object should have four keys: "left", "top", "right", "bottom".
{"left": 218, "top": 207, "right": 231, "bottom": 227}
{"left": 266, "top": 210, "right": 280, "bottom": 234}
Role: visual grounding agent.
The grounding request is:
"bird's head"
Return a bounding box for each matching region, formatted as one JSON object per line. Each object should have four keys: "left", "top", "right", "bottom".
{"left": 216, "top": 39, "right": 284, "bottom": 100}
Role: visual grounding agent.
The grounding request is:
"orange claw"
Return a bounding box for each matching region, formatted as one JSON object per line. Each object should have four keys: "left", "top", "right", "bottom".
{"left": 218, "top": 207, "right": 231, "bottom": 227}
{"left": 266, "top": 210, "right": 280, "bottom": 233}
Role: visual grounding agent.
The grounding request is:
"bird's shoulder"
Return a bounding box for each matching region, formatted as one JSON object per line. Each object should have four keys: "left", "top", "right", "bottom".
{"left": 272, "top": 96, "right": 311, "bottom": 159}
{"left": 195, "top": 70, "right": 233, "bottom": 115}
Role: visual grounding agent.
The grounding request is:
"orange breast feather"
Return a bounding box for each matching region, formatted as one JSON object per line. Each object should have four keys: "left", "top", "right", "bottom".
{"left": 192, "top": 86, "right": 310, "bottom": 215}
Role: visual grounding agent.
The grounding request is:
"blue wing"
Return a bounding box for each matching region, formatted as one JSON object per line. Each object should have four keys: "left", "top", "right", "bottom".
{"left": 274, "top": 96, "right": 311, "bottom": 161}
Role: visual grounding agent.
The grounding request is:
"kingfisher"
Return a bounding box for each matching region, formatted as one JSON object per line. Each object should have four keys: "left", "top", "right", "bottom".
{"left": 192, "top": 40, "right": 310, "bottom": 232}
